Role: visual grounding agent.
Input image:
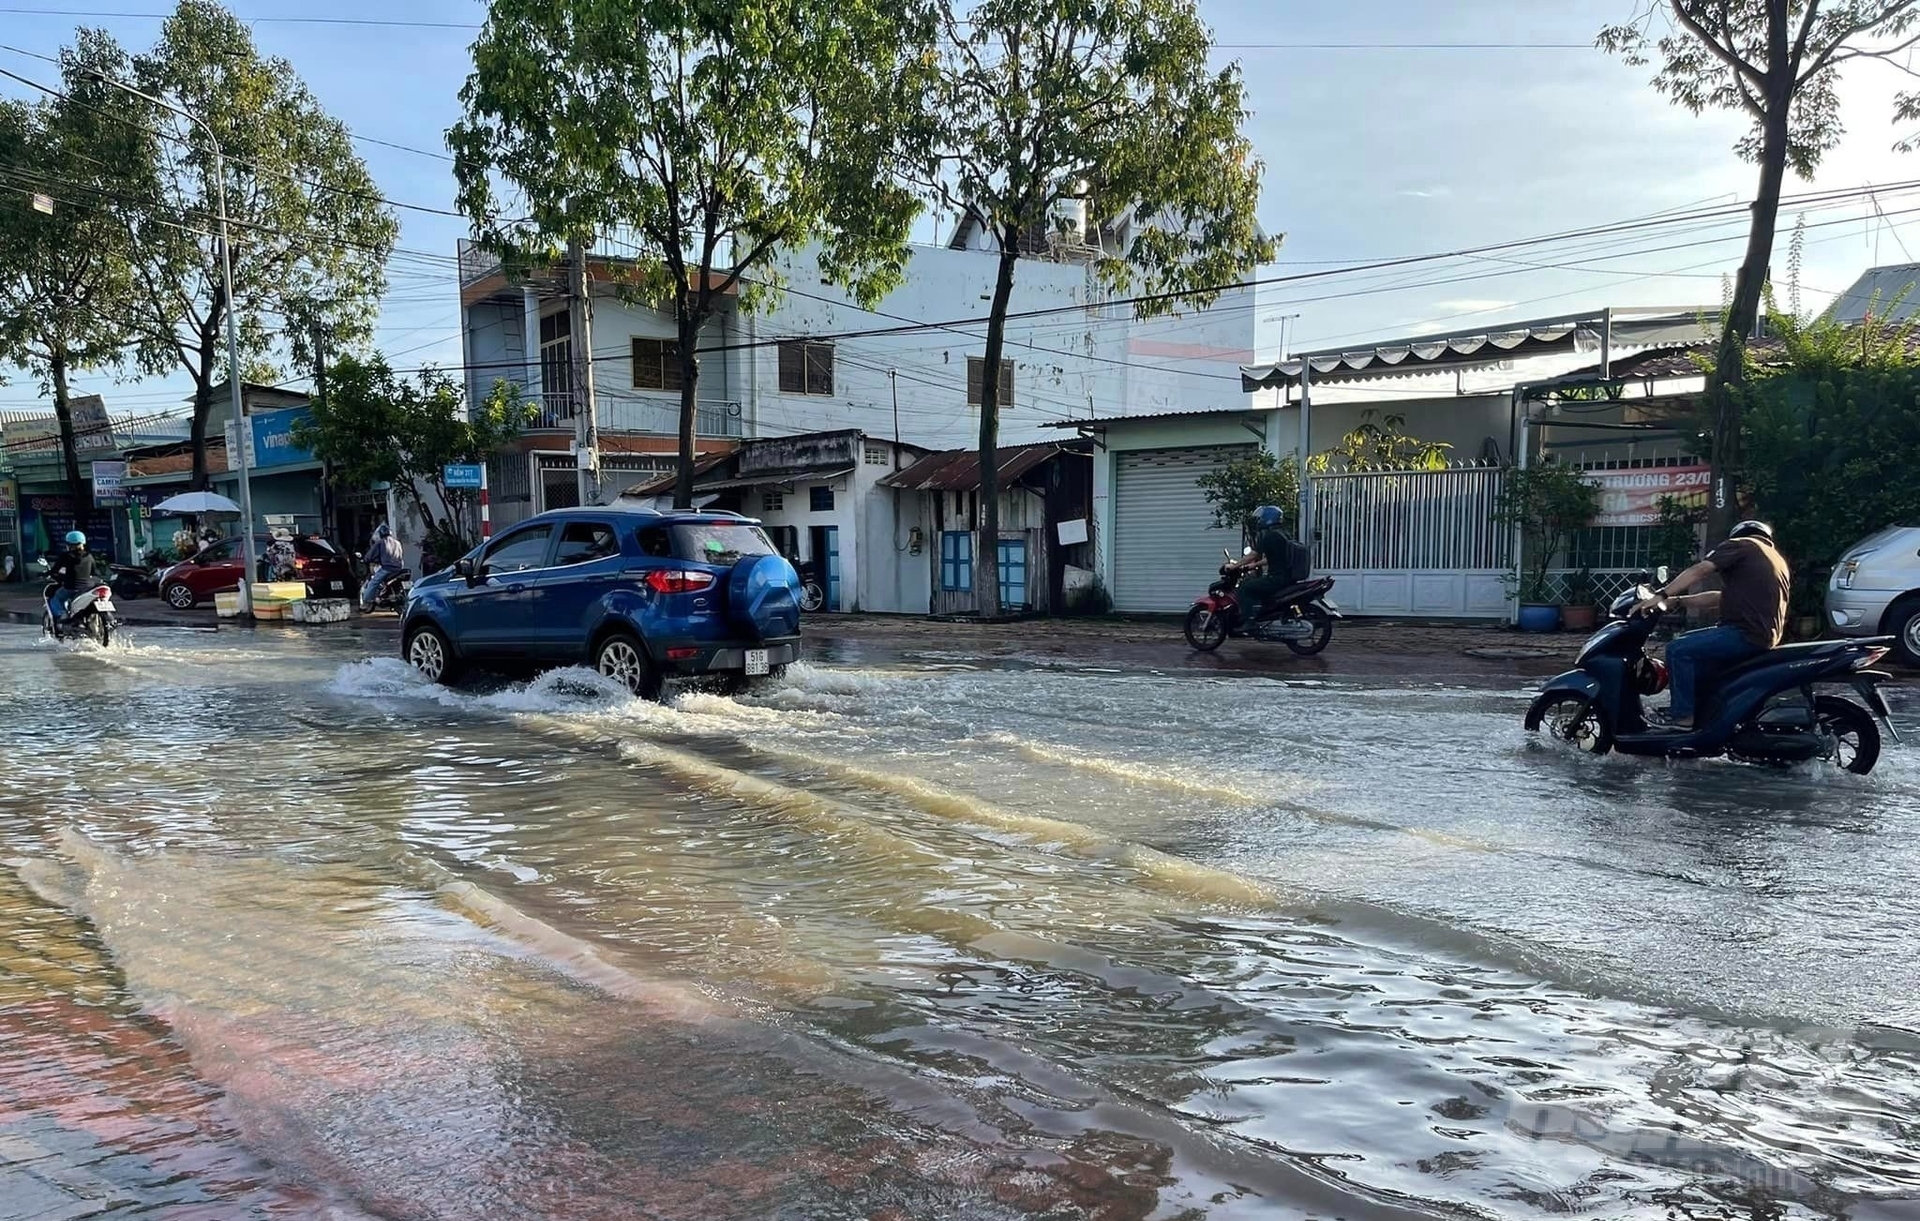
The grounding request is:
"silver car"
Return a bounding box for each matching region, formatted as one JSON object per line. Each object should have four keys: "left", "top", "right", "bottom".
{"left": 1827, "top": 523, "right": 1920, "bottom": 666}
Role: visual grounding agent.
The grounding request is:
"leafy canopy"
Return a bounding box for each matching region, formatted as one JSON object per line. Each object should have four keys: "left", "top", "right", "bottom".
{"left": 1307, "top": 411, "right": 1453, "bottom": 474}
{"left": 1197, "top": 451, "right": 1299, "bottom": 536}
{"left": 125, "top": 1, "right": 397, "bottom": 483}
{"left": 0, "top": 30, "right": 157, "bottom": 492}
{"left": 1598, "top": 1, "right": 1920, "bottom": 173}
{"left": 294, "top": 354, "right": 533, "bottom": 551}
{"left": 450, "top": 0, "right": 931, "bottom": 314}
{"left": 927, "top": 0, "right": 1275, "bottom": 313}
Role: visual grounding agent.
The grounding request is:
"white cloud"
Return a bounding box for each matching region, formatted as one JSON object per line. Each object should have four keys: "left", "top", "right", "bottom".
{"left": 1397, "top": 186, "right": 1452, "bottom": 199}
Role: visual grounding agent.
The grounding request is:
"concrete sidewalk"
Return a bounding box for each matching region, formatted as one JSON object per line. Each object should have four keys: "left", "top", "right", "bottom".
{"left": 0, "top": 586, "right": 398, "bottom": 632}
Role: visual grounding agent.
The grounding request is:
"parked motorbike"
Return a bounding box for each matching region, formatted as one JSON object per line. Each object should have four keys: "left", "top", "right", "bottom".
{"left": 39, "top": 564, "right": 118, "bottom": 646}
{"left": 1184, "top": 548, "right": 1341, "bottom": 655}
{"left": 1525, "top": 568, "right": 1900, "bottom": 774}
{"left": 107, "top": 562, "right": 160, "bottom": 601}
{"left": 796, "top": 561, "right": 826, "bottom": 614}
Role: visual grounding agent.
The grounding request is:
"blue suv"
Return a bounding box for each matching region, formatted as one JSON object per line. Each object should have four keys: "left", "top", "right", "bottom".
{"left": 399, "top": 507, "right": 803, "bottom": 698}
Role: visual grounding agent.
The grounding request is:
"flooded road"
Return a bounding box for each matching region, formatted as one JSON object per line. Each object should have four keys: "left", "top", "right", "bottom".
{"left": 3, "top": 624, "right": 1918, "bottom": 1220}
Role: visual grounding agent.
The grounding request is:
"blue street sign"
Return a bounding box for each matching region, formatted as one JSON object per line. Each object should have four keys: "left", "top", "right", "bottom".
{"left": 443, "top": 463, "right": 485, "bottom": 489}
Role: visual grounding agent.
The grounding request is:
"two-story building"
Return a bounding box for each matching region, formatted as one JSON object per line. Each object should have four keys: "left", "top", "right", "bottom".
{"left": 454, "top": 212, "right": 1262, "bottom": 538}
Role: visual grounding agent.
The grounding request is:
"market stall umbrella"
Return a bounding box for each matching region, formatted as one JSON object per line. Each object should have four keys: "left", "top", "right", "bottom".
{"left": 150, "top": 491, "right": 242, "bottom": 518}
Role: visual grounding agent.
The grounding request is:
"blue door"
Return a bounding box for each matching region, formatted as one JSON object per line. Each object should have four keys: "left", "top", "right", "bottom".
{"left": 447, "top": 524, "right": 552, "bottom": 655}
{"left": 809, "top": 525, "right": 841, "bottom": 611}
{"left": 997, "top": 537, "right": 1027, "bottom": 610}
{"left": 531, "top": 519, "right": 626, "bottom": 659}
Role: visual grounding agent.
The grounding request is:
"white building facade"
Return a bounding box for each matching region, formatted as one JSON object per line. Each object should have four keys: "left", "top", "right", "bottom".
{"left": 455, "top": 227, "right": 1260, "bottom": 532}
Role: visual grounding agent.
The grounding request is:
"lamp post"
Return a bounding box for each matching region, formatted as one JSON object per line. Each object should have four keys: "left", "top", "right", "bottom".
{"left": 93, "top": 74, "right": 259, "bottom": 612}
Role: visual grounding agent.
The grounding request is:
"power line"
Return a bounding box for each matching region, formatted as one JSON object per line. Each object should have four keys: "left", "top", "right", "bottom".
{"left": 0, "top": 45, "right": 475, "bottom": 219}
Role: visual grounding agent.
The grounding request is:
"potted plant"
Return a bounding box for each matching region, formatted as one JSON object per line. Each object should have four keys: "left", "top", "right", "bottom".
{"left": 1496, "top": 463, "right": 1602, "bottom": 633}
{"left": 1561, "top": 567, "right": 1598, "bottom": 632}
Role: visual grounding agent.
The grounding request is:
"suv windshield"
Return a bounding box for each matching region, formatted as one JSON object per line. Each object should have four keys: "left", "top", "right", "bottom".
{"left": 671, "top": 522, "right": 775, "bottom": 565}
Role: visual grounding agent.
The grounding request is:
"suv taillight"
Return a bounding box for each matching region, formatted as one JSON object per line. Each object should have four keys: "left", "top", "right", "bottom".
{"left": 644, "top": 570, "right": 715, "bottom": 594}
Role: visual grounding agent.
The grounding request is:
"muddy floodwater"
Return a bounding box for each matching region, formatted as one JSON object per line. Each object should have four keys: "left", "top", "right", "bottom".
{"left": 2, "top": 625, "right": 1918, "bottom": 1220}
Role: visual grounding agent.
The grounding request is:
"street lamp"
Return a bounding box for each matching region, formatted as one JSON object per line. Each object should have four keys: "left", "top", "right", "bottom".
{"left": 90, "top": 73, "right": 260, "bottom": 613}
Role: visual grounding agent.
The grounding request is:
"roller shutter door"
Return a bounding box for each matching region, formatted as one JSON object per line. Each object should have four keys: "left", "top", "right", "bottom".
{"left": 1111, "top": 446, "right": 1252, "bottom": 612}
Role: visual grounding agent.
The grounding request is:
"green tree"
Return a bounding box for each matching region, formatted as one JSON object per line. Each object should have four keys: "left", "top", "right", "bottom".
{"left": 124, "top": 0, "right": 396, "bottom": 490}
{"left": 1196, "top": 450, "right": 1299, "bottom": 538}
{"left": 1495, "top": 463, "right": 1601, "bottom": 604}
{"left": 294, "top": 354, "right": 533, "bottom": 556}
{"left": 1307, "top": 411, "right": 1452, "bottom": 473}
{"left": 923, "top": 0, "right": 1275, "bottom": 615}
{"left": 0, "top": 31, "right": 156, "bottom": 498}
{"left": 450, "top": 0, "right": 931, "bottom": 508}
{"left": 1598, "top": 0, "right": 1920, "bottom": 542}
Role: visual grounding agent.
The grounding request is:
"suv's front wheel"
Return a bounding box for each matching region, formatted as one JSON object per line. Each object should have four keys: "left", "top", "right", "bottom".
{"left": 595, "top": 631, "right": 663, "bottom": 700}
{"left": 404, "top": 622, "right": 462, "bottom": 685}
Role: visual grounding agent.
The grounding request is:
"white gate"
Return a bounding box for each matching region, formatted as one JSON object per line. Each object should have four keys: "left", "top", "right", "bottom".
{"left": 1310, "top": 467, "right": 1509, "bottom": 618}
{"left": 1111, "top": 445, "right": 1253, "bottom": 612}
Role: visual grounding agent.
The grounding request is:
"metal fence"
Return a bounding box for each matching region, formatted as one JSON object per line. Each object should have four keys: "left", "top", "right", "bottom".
{"left": 1310, "top": 466, "right": 1508, "bottom": 571}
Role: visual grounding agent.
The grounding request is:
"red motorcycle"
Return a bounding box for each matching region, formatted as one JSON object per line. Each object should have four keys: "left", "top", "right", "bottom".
{"left": 1184, "top": 548, "right": 1340, "bottom": 655}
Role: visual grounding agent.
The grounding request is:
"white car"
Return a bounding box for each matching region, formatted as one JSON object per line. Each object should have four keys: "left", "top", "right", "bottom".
{"left": 1827, "top": 524, "right": 1920, "bottom": 666}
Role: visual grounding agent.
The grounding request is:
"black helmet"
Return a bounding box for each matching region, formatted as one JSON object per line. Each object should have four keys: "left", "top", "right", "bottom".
{"left": 1250, "top": 504, "right": 1285, "bottom": 532}
{"left": 1728, "top": 520, "right": 1774, "bottom": 543}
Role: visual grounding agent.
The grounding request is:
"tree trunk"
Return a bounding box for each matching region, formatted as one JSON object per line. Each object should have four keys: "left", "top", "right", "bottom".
{"left": 674, "top": 314, "right": 701, "bottom": 510}
{"left": 973, "top": 240, "right": 1021, "bottom": 618}
{"left": 189, "top": 323, "right": 219, "bottom": 491}
{"left": 1705, "top": 60, "right": 1794, "bottom": 543}
{"left": 49, "top": 354, "right": 86, "bottom": 509}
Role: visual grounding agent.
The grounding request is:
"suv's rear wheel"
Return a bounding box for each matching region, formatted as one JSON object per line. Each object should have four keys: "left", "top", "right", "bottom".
{"left": 1884, "top": 594, "right": 1920, "bottom": 668}
{"left": 404, "top": 623, "right": 461, "bottom": 685}
{"left": 595, "top": 631, "right": 662, "bottom": 700}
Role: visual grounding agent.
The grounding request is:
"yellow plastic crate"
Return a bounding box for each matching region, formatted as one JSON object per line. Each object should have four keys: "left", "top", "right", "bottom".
{"left": 250, "top": 581, "right": 308, "bottom": 603}
{"left": 252, "top": 597, "right": 290, "bottom": 620}
{"left": 214, "top": 591, "right": 242, "bottom": 618}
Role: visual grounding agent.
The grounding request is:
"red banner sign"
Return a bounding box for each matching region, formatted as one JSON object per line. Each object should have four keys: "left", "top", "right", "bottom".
{"left": 1586, "top": 464, "right": 1710, "bottom": 527}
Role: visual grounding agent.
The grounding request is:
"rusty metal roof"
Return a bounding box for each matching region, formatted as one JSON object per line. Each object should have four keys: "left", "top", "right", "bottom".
{"left": 881, "top": 443, "right": 1068, "bottom": 492}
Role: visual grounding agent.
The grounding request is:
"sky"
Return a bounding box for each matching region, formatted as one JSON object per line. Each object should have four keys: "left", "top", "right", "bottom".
{"left": 4, "top": 0, "right": 1920, "bottom": 419}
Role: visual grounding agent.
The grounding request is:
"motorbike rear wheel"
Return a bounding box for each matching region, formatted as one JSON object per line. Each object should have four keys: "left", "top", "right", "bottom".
{"left": 1813, "top": 694, "right": 1881, "bottom": 775}
{"left": 1284, "top": 606, "right": 1334, "bottom": 656}
{"left": 86, "top": 614, "right": 112, "bottom": 647}
{"left": 1184, "top": 606, "right": 1228, "bottom": 652}
{"left": 1524, "top": 691, "right": 1613, "bottom": 755}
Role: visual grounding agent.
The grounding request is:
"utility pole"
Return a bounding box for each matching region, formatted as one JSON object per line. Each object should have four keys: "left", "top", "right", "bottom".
{"left": 310, "top": 323, "right": 333, "bottom": 541}
{"left": 89, "top": 73, "right": 259, "bottom": 614}
{"left": 889, "top": 369, "right": 901, "bottom": 468}
{"left": 568, "top": 236, "right": 600, "bottom": 506}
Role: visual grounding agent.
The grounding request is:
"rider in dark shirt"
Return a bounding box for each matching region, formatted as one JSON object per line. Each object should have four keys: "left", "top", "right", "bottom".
{"left": 1635, "top": 519, "right": 1791, "bottom": 730}
{"left": 46, "top": 530, "right": 95, "bottom": 620}
{"left": 1226, "top": 504, "right": 1298, "bottom": 624}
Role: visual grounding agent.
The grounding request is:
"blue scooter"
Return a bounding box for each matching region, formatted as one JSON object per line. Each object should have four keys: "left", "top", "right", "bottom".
{"left": 1524, "top": 569, "right": 1899, "bottom": 775}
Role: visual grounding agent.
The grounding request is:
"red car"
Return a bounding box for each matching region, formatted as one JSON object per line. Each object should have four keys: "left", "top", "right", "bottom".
{"left": 159, "top": 535, "right": 356, "bottom": 609}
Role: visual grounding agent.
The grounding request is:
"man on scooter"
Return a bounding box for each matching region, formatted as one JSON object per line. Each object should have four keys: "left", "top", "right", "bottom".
{"left": 359, "top": 522, "right": 406, "bottom": 613}
{"left": 1226, "top": 505, "right": 1298, "bottom": 625}
{"left": 46, "top": 530, "right": 95, "bottom": 621}
{"left": 1636, "top": 520, "right": 1790, "bottom": 731}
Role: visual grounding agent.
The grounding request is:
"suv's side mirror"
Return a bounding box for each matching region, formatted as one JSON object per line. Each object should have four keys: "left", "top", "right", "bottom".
{"left": 454, "top": 557, "right": 480, "bottom": 584}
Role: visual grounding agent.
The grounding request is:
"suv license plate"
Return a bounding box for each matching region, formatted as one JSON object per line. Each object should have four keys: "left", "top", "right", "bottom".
{"left": 745, "top": 649, "right": 770, "bottom": 677}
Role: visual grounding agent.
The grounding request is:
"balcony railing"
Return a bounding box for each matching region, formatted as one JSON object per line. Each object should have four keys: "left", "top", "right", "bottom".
{"left": 529, "top": 392, "right": 743, "bottom": 438}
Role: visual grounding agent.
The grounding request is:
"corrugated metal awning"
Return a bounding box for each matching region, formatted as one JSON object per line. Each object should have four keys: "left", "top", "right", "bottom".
{"left": 1239, "top": 308, "right": 1717, "bottom": 391}
{"left": 881, "top": 444, "right": 1061, "bottom": 492}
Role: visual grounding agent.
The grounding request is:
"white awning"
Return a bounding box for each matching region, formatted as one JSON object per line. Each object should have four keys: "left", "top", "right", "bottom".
{"left": 1240, "top": 308, "right": 1717, "bottom": 391}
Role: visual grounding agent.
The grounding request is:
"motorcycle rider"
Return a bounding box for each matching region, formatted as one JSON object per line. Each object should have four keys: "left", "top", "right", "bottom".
{"left": 1225, "top": 505, "right": 1299, "bottom": 625}
{"left": 359, "top": 522, "right": 406, "bottom": 612}
{"left": 45, "top": 530, "right": 95, "bottom": 621}
{"left": 1635, "top": 520, "right": 1790, "bottom": 731}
